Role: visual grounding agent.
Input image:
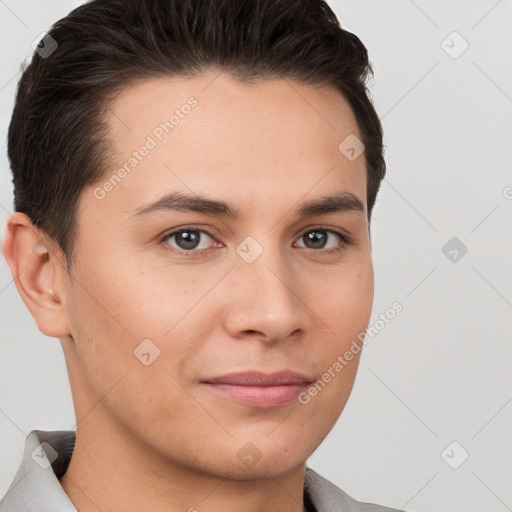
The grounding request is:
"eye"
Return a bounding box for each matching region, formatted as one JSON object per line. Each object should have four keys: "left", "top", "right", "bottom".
{"left": 160, "top": 226, "right": 350, "bottom": 257}
{"left": 294, "top": 228, "right": 349, "bottom": 252}
{"left": 161, "top": 227, "right": 219, "bottom": 254}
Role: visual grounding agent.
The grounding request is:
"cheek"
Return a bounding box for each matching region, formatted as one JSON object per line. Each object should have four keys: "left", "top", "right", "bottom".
{"left": 94, "top": 256, "right": 220, "bottom": 336}
{"left": 71, "top": 255, "right": 182, "bottom": 340}
{"left": 65, "top": 275, "right": 135, "bottom": 396}
{"left": 65, "top": 254, "right": 212, "bottom": 398}
{"left": 65, "top": 267, "right": 197, "bottom": 432}
{"left": 312, "top": 258, "right": 374, "bottom": 337}
{"left": 302, "top": 259, "right": 373, "bottom": 401}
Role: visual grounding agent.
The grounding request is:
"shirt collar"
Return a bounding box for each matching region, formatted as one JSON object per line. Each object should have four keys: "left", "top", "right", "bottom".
{"left": 0, "top": 430, "right": 77, "bottom": 511}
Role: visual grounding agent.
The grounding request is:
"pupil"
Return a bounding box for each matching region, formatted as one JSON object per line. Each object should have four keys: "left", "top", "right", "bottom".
{"left": 174, "top": 230, "right": 328, "bottom": 251}
{"left": 305, "top": 230, "right": 326, "bottom": 249}
{"left": 177, "top": 231, "right": 200, "bottom": 250}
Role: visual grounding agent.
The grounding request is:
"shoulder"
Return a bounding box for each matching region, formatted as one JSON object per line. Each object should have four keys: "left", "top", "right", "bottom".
{"left": 304, "top": 466, "right": 406, "bottom": 512}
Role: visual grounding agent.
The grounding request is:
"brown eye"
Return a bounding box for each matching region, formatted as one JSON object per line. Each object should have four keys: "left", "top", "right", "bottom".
{"left": 302, "top": 230, "right": 329, "bottom": 249}
{"left": 295, "top": 229, "right": 348, "bottom": 251}
{"left": 162, "top": 229, "right": 216, "bottom": 252}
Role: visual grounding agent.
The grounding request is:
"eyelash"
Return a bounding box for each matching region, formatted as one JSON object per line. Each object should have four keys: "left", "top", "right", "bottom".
{"left": 159, "top": 225, "right": 352, "bottom": 257}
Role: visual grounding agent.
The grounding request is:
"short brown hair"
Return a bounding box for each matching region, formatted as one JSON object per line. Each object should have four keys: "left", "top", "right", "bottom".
{"left": 8, "top": 0, "right": 386, "bottom": 267}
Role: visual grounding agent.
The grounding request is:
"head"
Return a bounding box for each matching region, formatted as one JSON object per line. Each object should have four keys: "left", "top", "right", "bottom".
{"left": 3, "top": 0, "right": 386, "bottom": 479}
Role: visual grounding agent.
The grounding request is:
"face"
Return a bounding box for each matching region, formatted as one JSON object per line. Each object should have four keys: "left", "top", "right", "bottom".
{"left": 61, "top": 72, "right": 373, "bottom": 478}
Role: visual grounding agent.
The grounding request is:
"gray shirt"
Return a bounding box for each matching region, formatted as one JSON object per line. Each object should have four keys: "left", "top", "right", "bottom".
{"left": 0, "top": 430, "right": 405, "bottom": 511}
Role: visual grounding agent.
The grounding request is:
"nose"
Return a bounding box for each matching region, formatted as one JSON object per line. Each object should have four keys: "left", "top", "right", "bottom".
{"left": 222, "top": 244, "right": 305, "bottom": 344}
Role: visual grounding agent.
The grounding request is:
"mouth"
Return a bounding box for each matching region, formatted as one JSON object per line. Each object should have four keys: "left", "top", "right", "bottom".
{"left": 200, "top": 370, "right": 313, "bottom": 408}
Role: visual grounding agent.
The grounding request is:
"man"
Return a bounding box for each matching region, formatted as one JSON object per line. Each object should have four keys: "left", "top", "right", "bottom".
{"left": 1, "top": 0, "right": 404, "bottom": 510}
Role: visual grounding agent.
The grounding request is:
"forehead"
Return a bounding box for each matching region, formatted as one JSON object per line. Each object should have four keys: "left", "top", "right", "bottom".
{"left": 91, "top": 72, "right": 366, "bottom": 218}
{"left": 106, "top": 72, "right": 361, "bottom": 152}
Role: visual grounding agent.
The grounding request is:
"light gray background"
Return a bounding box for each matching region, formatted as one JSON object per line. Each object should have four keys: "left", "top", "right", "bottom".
{"left": 1, "top": 1, "right": 511, "bottom": 511}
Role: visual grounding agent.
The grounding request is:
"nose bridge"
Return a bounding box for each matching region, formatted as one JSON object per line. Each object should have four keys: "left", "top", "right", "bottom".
{"left": 224, "top": 236, "right": 304, "bottom": 341}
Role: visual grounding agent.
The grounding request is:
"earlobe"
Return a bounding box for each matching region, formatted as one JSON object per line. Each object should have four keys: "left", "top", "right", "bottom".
{"left": 2, "top": 212, "right": 71, "bottom": 338}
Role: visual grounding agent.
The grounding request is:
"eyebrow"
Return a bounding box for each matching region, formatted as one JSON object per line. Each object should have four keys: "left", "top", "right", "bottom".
{"left": 132, "top": 190, "right": 365, "bottom": 219}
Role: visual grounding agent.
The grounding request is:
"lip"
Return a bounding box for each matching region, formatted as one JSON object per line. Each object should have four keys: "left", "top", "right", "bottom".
{"left": 200, "top": 370, "right": 312, "bottom": 408}
{"left": 202, "top": 370, "right": 312, "bottom": 386}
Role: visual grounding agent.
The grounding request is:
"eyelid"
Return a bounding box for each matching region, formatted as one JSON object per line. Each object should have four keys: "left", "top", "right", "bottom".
{"left": 293, "top": 224, "right": 352, "bottom": 243}
{"left": 160, "top": 224, "right": 351, "bottom": 256}
{"left": 160, "top": 225, "right": 220, "bottom": 254}
{"left": 162, "top": 224, "right": 218, "bottom": 239}
{"left": 292, "top": 226, "right": 351, "bottom": 252}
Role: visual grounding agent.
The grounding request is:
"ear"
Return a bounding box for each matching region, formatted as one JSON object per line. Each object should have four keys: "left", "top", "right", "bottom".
{"left": 2, "top": 212, "right": 71, "bottom": 338}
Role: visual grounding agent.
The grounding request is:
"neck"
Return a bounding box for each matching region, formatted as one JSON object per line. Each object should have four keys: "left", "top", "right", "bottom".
{"left": 59, "top": 413, "right": 307, "bottom": 512}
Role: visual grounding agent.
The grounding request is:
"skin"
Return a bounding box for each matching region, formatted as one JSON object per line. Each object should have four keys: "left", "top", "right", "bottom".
{"left": 2, "top": 72, "right": 374, "bottom": 512}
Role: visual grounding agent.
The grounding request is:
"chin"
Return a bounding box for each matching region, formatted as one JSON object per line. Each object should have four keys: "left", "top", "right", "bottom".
{"left": 223, "top": 457, "right": 307, "bottom": 481}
